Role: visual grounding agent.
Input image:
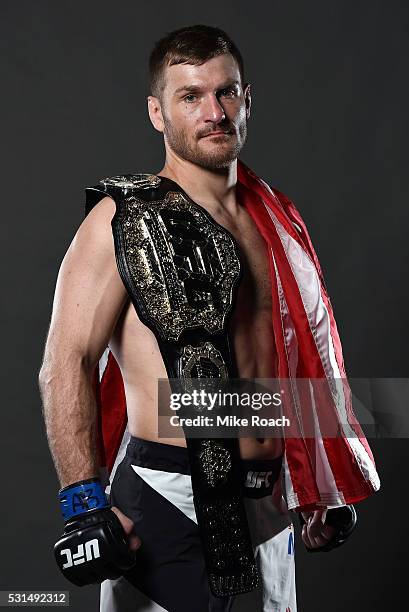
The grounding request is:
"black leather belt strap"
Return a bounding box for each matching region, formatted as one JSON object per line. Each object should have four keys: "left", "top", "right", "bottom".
{"left": 186, "top": 437, "right": 259, "bottom": 596}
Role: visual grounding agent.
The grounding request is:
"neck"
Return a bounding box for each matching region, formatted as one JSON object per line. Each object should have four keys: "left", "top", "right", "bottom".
{"left": 157, "top": 152, "right": 240, "bottom": 217}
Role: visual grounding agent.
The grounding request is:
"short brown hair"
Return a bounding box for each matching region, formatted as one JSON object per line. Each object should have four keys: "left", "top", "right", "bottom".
{"left": 149, "top": 24, "right": 245, "bottom": 99}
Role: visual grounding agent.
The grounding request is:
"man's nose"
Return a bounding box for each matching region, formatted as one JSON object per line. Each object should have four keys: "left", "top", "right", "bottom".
{"left": 202, "top": 93, "right": 226, "bottom": 123}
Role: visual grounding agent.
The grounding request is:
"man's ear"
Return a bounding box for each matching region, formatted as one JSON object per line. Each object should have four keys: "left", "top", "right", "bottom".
{"left": 147, "top": 95, "right": 164, "bottom": 133}
{"left": 243, "top": 83, "right": 252, "bottom": 120}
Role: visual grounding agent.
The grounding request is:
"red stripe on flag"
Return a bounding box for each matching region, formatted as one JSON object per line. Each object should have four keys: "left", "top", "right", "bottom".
{"left": 95, "top": 351, "right": 127, "bottom": 474}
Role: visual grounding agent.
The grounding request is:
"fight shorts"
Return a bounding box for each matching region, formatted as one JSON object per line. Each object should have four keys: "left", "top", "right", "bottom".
{"left": 100, "top": 437, "right": 296, "bottom": 612}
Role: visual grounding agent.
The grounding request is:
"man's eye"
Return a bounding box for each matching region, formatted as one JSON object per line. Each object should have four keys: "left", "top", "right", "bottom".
{"left": 183, "top": 94, "right": 197, "bottom": 102}
{"left": 220, "top": 88, "right": 236, "bottom": 97}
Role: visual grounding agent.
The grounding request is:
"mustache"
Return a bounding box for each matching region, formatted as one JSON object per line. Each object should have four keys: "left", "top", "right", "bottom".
{"left": 197, "top": 126, "right": 235, "bottom": 138}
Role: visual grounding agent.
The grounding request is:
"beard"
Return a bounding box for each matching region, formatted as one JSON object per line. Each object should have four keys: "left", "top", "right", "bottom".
{"left": 162, "top": 112, "right": 247, "bottom": 171}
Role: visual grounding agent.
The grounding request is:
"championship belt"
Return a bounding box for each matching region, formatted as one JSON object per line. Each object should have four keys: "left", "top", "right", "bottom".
{"left": 85, "top": 173, "right": 259, "bottom": 596}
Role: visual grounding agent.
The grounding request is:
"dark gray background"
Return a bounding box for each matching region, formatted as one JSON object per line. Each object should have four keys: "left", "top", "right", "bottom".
{"left": 1, "top": 1, "right": 408, "bottom": 610}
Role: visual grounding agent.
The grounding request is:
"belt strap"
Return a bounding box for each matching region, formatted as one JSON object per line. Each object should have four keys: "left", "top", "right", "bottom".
{"left": 185, "top": 437, "right": 259, "bottom": 596}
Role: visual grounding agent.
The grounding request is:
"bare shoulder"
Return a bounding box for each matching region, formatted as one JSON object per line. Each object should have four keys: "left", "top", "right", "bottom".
{"left": 76, "top": 195, "right": 116, "bottom": 241}
{"left": 48, "top": 195, "right": 128, "bottom": 366}
{"left": 61, "top": 195, "right": 118, "bottom": 269}
{"left": 57, "top": 193, "right": 122, "bottom": 291}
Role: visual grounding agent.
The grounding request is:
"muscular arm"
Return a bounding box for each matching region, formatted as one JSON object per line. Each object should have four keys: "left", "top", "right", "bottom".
{"left": 39, "top": 196, "right": 128, "bottom": 488}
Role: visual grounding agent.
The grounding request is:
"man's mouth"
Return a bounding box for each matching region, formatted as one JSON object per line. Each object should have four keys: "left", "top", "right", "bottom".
{"left": 202, "top": 130, "right": 232, "bottom": 137}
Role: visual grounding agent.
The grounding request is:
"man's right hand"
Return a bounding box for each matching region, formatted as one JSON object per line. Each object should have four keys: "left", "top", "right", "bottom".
{"left": 54, "top": 479, "right": 141, "bottom": 587}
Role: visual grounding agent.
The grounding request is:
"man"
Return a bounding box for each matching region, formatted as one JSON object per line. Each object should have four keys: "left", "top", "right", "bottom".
{"left": 39, "top": 25, "right": 380, "bottom": 612}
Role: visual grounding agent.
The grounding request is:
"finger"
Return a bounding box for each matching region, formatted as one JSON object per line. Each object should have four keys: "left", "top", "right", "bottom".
{"left": 308, "top": 510, "right": 326, "bottom": 538}
{"left": 310, "top": 510, "right": 325, "bottom": 527}
{"left": 302, "top": 524, "right": 315, "bottom": 549}
{"left": 111, "top": 506, "right": 142, "bottom": 550}
{"left": 111, "top": 506, "right": 134, "bottom": 535}
{"left": 306, "top": 522, "right": 324, "bottom": 549}
{"left": 308, "top": 524, "right": 337, "bottom": 548}
{"left": 301, "top": 511, "right": 313, "bottom": 523}
{"left": 310, "top": 533, "right": 331, "bottom": 548}
{"left": 128, "top": 534, "right": 142, "bottom": 551}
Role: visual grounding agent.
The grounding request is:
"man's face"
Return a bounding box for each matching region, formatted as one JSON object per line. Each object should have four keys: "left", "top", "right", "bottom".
{"left": 150, "top": 53, "right": 251, "bottom": 171}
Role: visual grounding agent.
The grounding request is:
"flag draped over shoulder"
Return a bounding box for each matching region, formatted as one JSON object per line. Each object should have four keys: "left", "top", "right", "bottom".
{"left": 93, "top": 159, "right": 380, "bottom": 512}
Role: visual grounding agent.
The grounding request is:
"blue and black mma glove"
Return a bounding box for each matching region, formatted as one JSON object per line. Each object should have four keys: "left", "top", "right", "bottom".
{"left": 299, "top": 504, "right": 358, "bottom": 553}
{"left": 54, "top": 478, "right": 137, "bottom": 586}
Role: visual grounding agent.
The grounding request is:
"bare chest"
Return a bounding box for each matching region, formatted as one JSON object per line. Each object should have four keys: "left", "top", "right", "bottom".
{"left": 206, "top": 205, "right": 276, "bottom": 377}
{"left": 210, "top": 206, "right": 272, "bottom": 319}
